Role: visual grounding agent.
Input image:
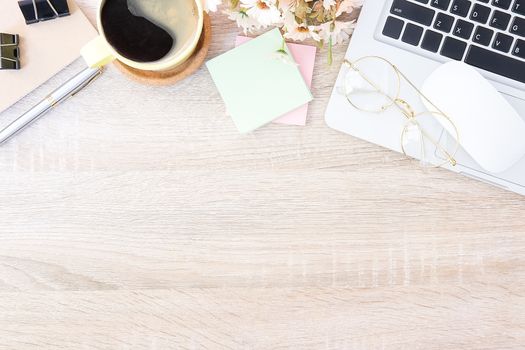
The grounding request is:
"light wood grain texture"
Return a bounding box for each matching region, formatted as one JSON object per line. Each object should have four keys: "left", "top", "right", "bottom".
{"left": 1, "top": 1, "right": 525, "bottom": 349}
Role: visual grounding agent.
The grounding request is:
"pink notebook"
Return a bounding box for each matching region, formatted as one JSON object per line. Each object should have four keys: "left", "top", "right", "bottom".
{"left": 235, "top": 36, "right": 316, "bottom": 126}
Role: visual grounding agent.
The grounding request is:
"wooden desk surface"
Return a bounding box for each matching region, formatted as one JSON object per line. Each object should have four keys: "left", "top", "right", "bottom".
{"left": 1, "top": 2, "right": 525, "bottom": 349}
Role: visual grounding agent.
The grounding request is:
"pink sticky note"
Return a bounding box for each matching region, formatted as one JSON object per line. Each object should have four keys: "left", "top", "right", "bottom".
{"left": 235, "top": 36, "right": 316, "bottom": 126}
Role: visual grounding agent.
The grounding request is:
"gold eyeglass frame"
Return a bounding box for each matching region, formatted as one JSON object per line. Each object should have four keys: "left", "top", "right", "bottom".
{"left": 342, "top": 56, "right": 460, "bottom": 167}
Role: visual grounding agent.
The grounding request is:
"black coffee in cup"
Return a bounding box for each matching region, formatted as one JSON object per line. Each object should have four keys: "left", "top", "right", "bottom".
{"left": 101, "top": 0, "right": 198, "bottom": 63}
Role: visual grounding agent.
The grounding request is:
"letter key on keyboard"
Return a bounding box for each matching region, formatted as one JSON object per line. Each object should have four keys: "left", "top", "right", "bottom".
{"left": 390, "top": 0, "right": 435, "bottom": 26}
{"left": 380, "top": 0, "right": 525, "bottom": 85}
{"left": 465, "top": 46, "right": 525, "bottom": 83}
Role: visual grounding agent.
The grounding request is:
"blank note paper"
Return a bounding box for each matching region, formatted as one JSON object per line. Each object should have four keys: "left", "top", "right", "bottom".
{"left": 235, "top": 36, "right": 316, "bottom": 126}
{"left": 207, "top": 28, "right": 313, "bottom": 133}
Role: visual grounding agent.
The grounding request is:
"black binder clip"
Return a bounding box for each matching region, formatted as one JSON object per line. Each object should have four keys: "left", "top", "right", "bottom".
{"left": 0, "top": 33, "right": 20, "bottom": 70}
{"left": 18, "top": 0, "right": 70, "bottom": 25}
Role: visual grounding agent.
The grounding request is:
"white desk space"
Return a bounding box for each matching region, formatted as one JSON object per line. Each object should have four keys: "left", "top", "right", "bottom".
{"left": 1, "top": 2, "right": 525, "bottom": 349}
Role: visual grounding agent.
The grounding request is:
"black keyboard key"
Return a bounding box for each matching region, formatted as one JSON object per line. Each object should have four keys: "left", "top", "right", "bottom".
{"left": 510, "top": 16, "right": 525, "bottom": 36}
{"left": 465, "top": 45, "right": 525, "bottom": 83}
{"left": 493, "top": 32, "right": 514, "bottom": 52}
{"left": 450, "top": 0, "right": 472, "bottom": 16}
{"left": 430, "top": 0, "right": 451, "bottom": 10}
{"left": 440, "top": 36, "right": 468, "bottom": 59}
{"left": 490, "top": 10, "right": 511, "bottom": 30}
{"left": 390, "top": 0, "right": 436, "bottom": 26}
{"left": 473, "top": 26, "right": 494, "bottom": 45}
{"left": 492, "top": 0, "right": 512, "bottom": 9}
{"left": 470, "top": 3, "right": 491, "bottom": 23}
{"left": 414, "top": 0, "right": 430, "bottom": 3}
{"left": 383, "top": 16, "right": 405, "bottom": 39}
{"left": 434, "top": 12, "right": 455, "bottom": 32}
{"left": 402, "top": 23, "right": 424, "bottom": 45}
{"left": 478, "top": 0, "right": 489, "bottom": 3}
{"left": 513, "top": 0, "right": 525, "bottom": 15}
{"left": 512, "top": 38, "right": 525, "bottom": 58}
{"left": 421, "top": 30, "right": 444, "bottom": 51}
{"left": 454, "top": 19, "right": 475, "bottom": 38}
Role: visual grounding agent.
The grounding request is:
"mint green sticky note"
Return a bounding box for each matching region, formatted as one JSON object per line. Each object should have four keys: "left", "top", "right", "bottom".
{"left": 206, "top": 28, "right": 313, "bottom": 133}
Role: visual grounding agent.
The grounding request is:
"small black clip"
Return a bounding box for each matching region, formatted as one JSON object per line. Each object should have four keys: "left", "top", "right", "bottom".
{"left": 18, "top": 0, "right": 70, "bottom": 25}
{"left": 0, "top": 33, "right": 20, "bottom": 70}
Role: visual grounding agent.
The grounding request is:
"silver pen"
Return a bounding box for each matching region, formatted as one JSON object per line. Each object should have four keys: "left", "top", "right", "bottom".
{"left": 0, "top": 66, "right": 103, "bottom": 145}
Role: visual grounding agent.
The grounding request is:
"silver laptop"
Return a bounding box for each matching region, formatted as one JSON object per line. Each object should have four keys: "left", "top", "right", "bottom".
{"left": 326, "top": 0, "right": 525, "bottom": 195}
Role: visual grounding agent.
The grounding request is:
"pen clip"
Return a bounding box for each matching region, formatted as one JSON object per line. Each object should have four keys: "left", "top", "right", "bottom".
{"left": 70, "top": 68, "right": 103, "bottom": 98}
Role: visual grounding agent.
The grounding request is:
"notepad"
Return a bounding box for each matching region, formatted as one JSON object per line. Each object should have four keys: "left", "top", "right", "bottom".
{"left": 207, "top": 28, "right": 313, "bottom": 133}
{"left": 235, "top": 36, "right": 316, "bottom": 126}
{"left": 0, "top": 0, "right": 97, "bottom": 113}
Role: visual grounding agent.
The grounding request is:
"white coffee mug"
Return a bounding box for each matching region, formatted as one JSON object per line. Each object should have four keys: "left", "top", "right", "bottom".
{"left": 81, "top": 0, "right": 204, "bottom": 71}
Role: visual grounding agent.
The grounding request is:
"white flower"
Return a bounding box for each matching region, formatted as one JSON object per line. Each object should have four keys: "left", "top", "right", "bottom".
{"left": 309, "top": 25, "right": 323, "bottom": 42}
{"left": 318, "top": 20, "right": 355, "bottom": 45}
{"left": 323, "top": 0, "right": 336, "bottom": 10}
{"left": 226, "top": 10, "right": 262, "bottom": 33}
{"left": 203, "top": 0, "right": 222, "bottom": 12}
{"left": 241, "top": 0, "right": 282, "bottom": 26}
{"left": 336, "top": 0, "right": 362, "bottom": 16}
{"left": 283, "top": 12, "right": 319, "bottom": 41}
{"left": 277, "top": 0, "right": 294, "bottom": 11}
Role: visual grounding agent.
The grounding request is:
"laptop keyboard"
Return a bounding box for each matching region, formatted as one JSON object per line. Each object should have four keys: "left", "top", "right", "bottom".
{"left": 381, "top": 0, "right": 525, "bottom": 84}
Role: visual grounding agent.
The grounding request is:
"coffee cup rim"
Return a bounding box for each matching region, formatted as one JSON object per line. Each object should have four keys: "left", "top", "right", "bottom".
{"left": 96, "top": 0, "right": 204, "bottom": 71}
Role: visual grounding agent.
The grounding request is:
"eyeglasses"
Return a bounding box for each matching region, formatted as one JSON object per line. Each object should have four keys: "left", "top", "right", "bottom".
{"left": 340, "top": 56, "right": 459, "bottom": 167}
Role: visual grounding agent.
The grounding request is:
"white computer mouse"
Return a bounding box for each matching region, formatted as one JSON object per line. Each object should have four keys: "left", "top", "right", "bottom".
{"left": 421, "top": 61, "right": 525, "bottom": 174}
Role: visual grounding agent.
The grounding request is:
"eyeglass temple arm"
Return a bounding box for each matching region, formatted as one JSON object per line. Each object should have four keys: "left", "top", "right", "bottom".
{"left": 411, "top": 118, "right": 457, "bottom": 165}
{"left": 393, "top": 66, "right": 449, "bottom": 117}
